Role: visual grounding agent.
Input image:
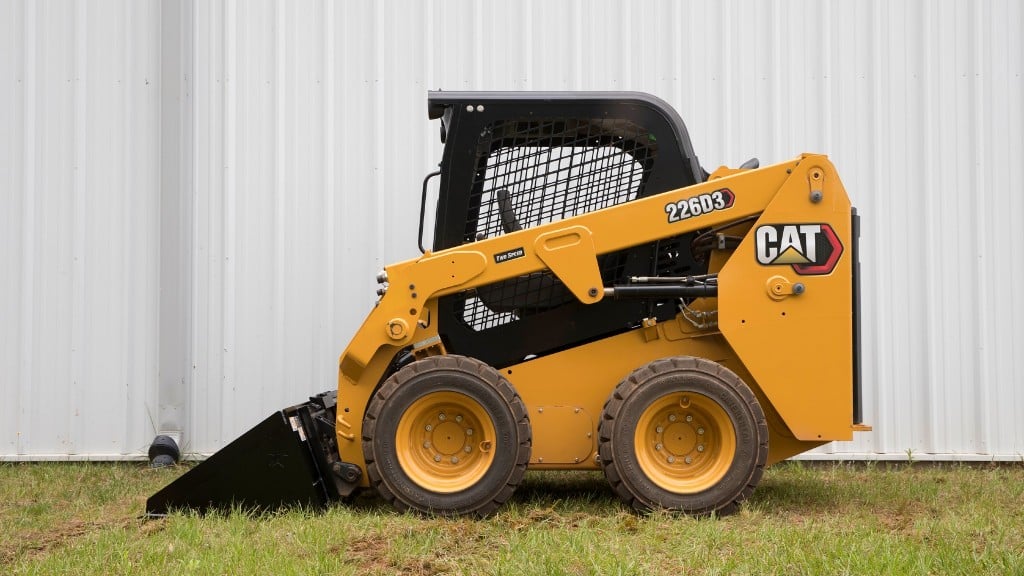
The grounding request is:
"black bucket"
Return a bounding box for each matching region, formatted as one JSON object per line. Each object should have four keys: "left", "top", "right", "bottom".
{"left": 146, "top": 392, "right": 360, "bottom": 517}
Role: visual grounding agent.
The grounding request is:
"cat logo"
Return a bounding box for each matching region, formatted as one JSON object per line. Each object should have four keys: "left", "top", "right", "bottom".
{"left": 755, "top": 223, "right": 843, "bottom": 275}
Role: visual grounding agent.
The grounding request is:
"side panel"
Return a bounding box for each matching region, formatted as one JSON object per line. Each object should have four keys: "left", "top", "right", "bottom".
{"left": 504, "top": 321, "right": 827, "bottom": 468}
{"left": 718, "top": 158, "right": 855, "bottom": 441}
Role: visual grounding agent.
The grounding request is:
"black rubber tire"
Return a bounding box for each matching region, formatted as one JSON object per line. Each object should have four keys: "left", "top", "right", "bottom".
{"left": 598, "top": 356, "right": 768, "bottom": 516}
{"left": 362, "top": 355, "right": 531, "bottom": 517}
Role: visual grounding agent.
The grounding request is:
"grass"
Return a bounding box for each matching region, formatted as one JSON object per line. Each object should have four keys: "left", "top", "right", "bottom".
{"left": 1, "top": 461, "right": 1022, "bottom": 575}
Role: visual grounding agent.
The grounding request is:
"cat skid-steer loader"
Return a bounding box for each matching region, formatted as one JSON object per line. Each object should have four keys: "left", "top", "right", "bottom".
{"left": 148, "top": 92, "right": 868, "bottom": 517}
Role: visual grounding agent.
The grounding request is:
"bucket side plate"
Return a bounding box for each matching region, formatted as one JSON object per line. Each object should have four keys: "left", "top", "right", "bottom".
{"left": 146, "top": 411, "right": 330, "bottom": 517}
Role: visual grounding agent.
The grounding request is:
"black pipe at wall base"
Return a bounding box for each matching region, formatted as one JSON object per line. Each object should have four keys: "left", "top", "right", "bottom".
{"left": 148, "top": 435, "right": 181, "bottom": 468}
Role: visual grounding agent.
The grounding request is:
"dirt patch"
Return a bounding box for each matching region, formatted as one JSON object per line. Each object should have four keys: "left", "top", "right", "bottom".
{"left": 345, "top": 533, "right": 418, "bottom": 575}
{"left": 872, "top": 499, "right": 931, "bottom": 541}
{"left": 0, "top": 517, "right": 132, "bottom": 566}
{"left": 345, "top": 534, "right": 392, "bottom": 573}
{"left": 138, "top": 518, "right": 168, "bottom": 537}
{"left": 343, "top": 532, "right": 449, "bottom": 576}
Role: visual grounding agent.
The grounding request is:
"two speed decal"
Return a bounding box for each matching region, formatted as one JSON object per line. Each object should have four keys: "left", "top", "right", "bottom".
{"left": 665, "top": 188, "right": 735, "bottom": 223}
{"left": 494, "top": 247, "right": 525, "bottom": 264}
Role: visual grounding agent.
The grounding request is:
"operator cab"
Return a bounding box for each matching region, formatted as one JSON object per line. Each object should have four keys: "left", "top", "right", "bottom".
{"left": 426, "top": 91, "right": 709, "bottom": 368}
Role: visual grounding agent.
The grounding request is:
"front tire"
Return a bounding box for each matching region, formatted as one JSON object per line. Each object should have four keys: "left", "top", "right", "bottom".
{"left": 362, "top": 355, "right": 531, "bottom": 516}
{"left": 598, "top": 356, "right": 767, "bottom": 515}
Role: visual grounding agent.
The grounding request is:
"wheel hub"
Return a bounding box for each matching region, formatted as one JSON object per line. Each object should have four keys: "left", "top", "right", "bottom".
{"left": 634, "top": 392, "right": 737, "bottom": 493}
{"left": 431, "top": 420, "right": 466, "bottom": 454}
{"left": 661, "top": 422, "right": 697, "bottom": 455}
{"left": 395, "top": 391, "right": 496, "bottom": 493}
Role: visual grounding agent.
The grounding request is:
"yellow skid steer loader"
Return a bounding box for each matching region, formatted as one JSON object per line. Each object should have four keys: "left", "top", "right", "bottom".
{"left": 148, "top": 92, "right": 868, "bottom": 517}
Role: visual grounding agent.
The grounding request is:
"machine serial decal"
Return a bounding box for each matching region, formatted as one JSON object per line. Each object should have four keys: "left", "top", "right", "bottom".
{"left": 755, "top": 223, "right": 843, "bottom": 275}
{"left": 665, "top": 188, "right": 735, "bottom": 223}
{"left": 494, "top": 247, "right": 526, "bottom": 263}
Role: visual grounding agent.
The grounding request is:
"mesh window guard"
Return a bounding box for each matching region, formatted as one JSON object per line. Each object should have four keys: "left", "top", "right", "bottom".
{"left": 459, "top": 118, "right": 656, "bottom": 332}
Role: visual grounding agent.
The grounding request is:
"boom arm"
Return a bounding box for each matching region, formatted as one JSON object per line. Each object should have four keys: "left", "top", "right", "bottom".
{"left": 341, "top": 159, "right": 792, "bottom": 379}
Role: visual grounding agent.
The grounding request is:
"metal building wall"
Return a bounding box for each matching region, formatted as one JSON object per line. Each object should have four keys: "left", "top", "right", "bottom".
{"left": 2, "top": 0, "right": 1022, "bottom": 460}
{"left": 1, "top": 1, "right": 163, "bottom": 458}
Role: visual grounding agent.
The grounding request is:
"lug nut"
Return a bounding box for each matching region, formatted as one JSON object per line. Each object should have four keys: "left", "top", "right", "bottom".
{"left": 425, "top": 424, "right": 433, "bottom": 431}
{"left": 697, "top": 427, "right": 704, "bottom": 435}
{"left": 423, "top": 441, "right": 431, "bottom": 448}
{"left": 697, "top": 444, "right": 705, "bottom": 452}
{"left": 466, "top": 428, "right": 473, "bottom": 436}
{"left": 656, "top": 426, "right": 664, "bottom": 433}
{"left": 655, "top": 443, "right": 663, "bottom": 451}
{"left": 667, "top": 456, "right": 676, "bottom": 463}
{"left": 451, "top": 456, "right": 459, "bottom": 464}
{"left": 455, "top": 415, "right": 463, "bottom": 423}
{"left": 685, "top": 456, "right": 693, "bottom": 464}
{"left": 464, "top": 446, "right": 472, "bottom": 453}
{"left": 685, "top": 415, "right": 693, "bottom": 422}
{"left": 434, "top": 455, "right": 442, "bottom": 462}
{"left": 668, "top": 414, "right": 677, "bottom": 422}
{"left": 438, "top": 413, "right": 446, "bottom": 421}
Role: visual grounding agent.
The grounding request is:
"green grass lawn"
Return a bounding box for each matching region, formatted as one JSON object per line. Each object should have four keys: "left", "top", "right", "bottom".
{"left": 1, "top": 461, "right": 1022, "bottom": 575}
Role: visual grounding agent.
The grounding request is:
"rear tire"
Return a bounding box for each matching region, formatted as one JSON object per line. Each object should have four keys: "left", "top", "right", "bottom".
{"left": 598, "top": 356, "right": 767, "bottom": 515}
{"left": 362, "top": 355, "right": 531, "bottom": 517}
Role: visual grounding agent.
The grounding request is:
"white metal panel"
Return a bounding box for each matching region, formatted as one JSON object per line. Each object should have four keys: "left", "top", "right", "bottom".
{"left": 3, "top": 0, "right": 1023, "bottom": 460}
{"left": 0, "top": 0, "right": 162, "bottom": 458}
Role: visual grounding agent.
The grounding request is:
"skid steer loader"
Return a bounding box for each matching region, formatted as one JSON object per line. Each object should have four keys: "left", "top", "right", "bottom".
{"left": 148, "top": 91, "right": 868, "bottom": 517}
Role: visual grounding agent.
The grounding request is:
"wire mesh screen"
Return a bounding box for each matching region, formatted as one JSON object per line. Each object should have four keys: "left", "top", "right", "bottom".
{"left": 458, "top": 118, "right": 656, "bottom": 332}
{"left": 467, "top": 118, "right": 654, "bottom": 241}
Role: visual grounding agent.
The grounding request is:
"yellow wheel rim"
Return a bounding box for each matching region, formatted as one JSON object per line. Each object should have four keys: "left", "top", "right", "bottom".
{"left": 634, "top": 391, "right": 736, "bottom": 493}
{"left": 395, "top": 391, "right": 496, "bottom": 493}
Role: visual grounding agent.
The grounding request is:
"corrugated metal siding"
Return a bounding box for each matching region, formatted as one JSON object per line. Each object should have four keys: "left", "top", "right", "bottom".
{"left": 1, "top": 1, "right": 162, "bottom": 458}
{"left": 2, "top": 0, "right": 1022, "bottom": 460}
